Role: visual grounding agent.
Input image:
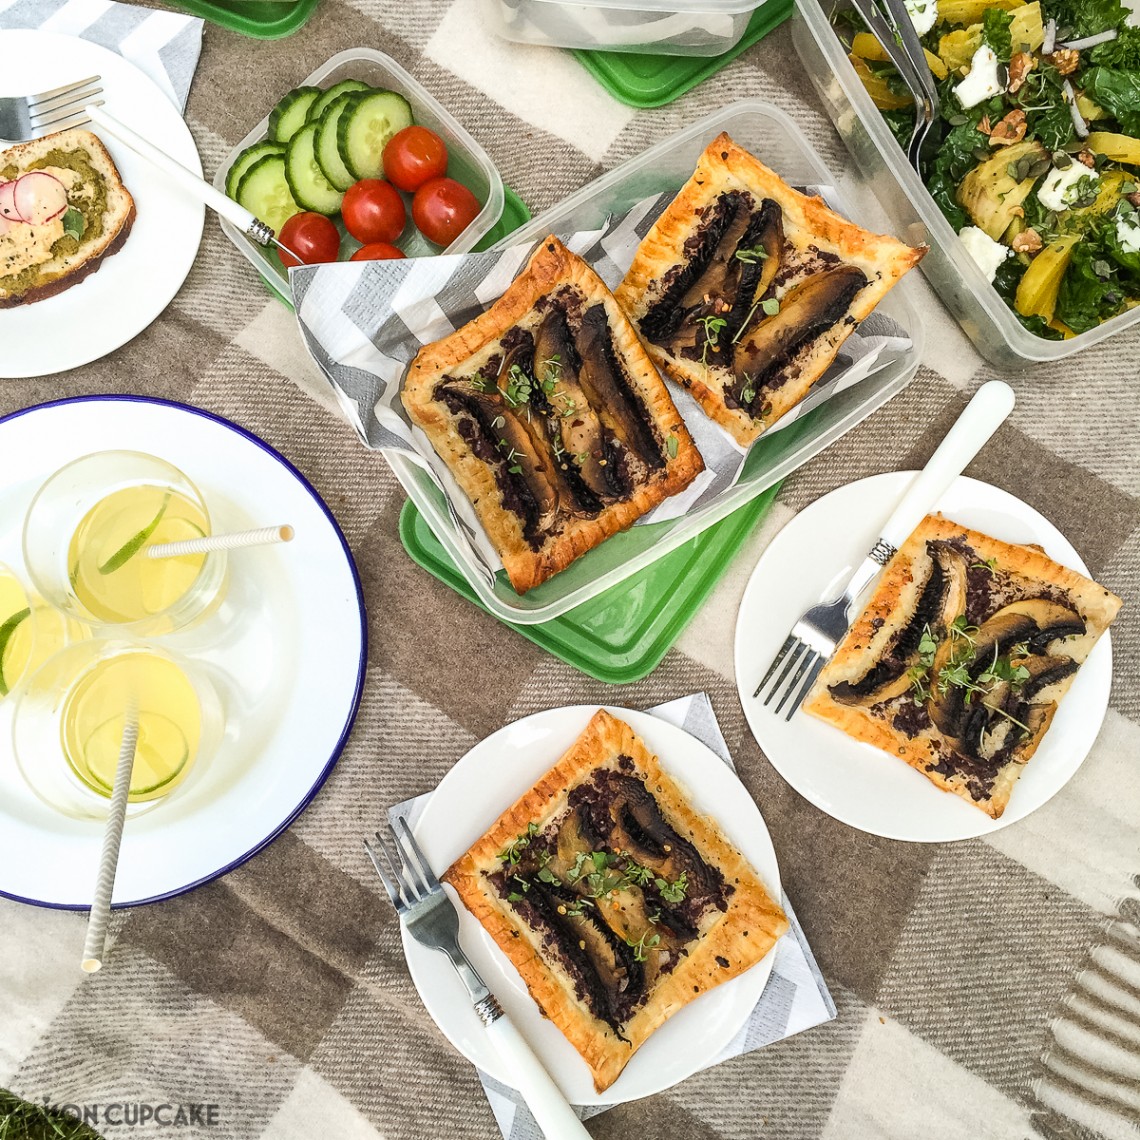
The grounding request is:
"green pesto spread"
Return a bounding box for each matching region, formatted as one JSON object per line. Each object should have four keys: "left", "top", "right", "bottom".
{"left": 0, "top": 147, "right": 108, "bottom": 294}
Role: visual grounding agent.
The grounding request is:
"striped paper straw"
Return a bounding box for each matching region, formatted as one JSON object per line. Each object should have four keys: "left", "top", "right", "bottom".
{"left": 146, "top": 524, "right": 294, "bottom": 560}
{"left": 81, "top": 701, "right": 139, "bottom": 974}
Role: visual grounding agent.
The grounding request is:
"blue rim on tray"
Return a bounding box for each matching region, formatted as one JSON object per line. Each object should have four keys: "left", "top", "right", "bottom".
{"left": 0, "top": 395, "right": 367, "bottom": 911}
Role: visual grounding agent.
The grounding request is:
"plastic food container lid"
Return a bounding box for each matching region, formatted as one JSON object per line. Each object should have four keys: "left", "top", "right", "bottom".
{"left": 521, "top": 0, "right": 758, "bottom": 9}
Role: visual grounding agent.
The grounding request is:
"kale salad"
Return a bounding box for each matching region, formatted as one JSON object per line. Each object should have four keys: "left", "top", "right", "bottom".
{"left": 835, "top": 0, "right": 1140, "bottom": 338}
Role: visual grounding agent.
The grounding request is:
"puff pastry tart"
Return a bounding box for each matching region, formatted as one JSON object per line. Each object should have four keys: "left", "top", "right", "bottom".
{"left": 402, "top": 236, "right": 704, "bottom": 594}
{"left": 614, "top": 132, "right": 925, "bottom": 447}
{"left": 803, "top": 516, "right": 1122, "bottom": 818}
{"left": 443, "top": 708, "right": 788, "bottom": 1093}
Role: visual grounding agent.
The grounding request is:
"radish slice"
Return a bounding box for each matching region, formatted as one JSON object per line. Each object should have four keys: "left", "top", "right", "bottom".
{"left": 13, "top": 172, "right": 68, "bottom": 225}
{"left": 0, "top": 180, "right": 23, "bottom": 223}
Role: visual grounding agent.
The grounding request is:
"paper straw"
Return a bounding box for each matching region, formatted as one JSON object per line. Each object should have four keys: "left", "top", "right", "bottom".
{"left": 145, "top": 525, "right": 294, "bottom": 560}
{"left": 81, "top": 700, "right": 139, "bottom": 974}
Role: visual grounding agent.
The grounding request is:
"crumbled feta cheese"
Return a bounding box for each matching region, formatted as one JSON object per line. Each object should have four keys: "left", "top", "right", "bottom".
{"left": 1037, "top": 164, "right": 1100, "bottom": 212}
{"left": 1117, "top": 213, "right": 1140, "bottom": 254}
{"left": 959, "top": 225, "right": 1012, "bottom": 282}
{"left": 905, "top": 0, "right": 937, "bottom": 35}
{"left": 953, "top": 45, "right": 1006, "bottom": 109}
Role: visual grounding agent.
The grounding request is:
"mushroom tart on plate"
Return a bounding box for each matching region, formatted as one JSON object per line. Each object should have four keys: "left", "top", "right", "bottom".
{"left": 403, "top": 236, "right": 703, "bottom": 594}
{"left": 443, "top": 708, "right": 788, "bottom": 1093}
{"left": 803, "top": 515, "right": 1122, "bottom": 818}
{"left": 615, "top": 132, "right": 925, "bottom": 447}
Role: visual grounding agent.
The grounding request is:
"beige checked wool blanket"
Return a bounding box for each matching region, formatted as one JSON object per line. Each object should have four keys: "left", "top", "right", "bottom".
{"left": 1, "top": 1, "right": 1139, "bottom": 1138}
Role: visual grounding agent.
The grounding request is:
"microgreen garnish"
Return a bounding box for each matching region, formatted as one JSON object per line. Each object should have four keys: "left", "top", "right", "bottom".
{"left": 503, "top": 363, "right": 533, "bottom": 409}
{"left": 498, "top": 822, "right": 539, "bottom": 865}
{"left": 655, "top": 871, "right": 688, "bottom": 903}
{"left": 625, "top": 931, "right": 663, "bottom": 963}
{"left": 734, "top": 244, "right": 769, "bottom": 264}
{"left": 666, "top": 434, "right": 679, "bottom": 459}
{"left": 697, "top": 315, "right": 728, "bottom": 366}
{"left": 971, "top": 557, "right": 1000, "bottom": 573}
{"left": 761, "top": 297, "right": 781, "bottom": 317}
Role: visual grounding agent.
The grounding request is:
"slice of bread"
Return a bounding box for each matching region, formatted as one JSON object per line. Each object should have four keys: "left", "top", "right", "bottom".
{"left": 0, "top": 129, "right": 135, "bottom": 308}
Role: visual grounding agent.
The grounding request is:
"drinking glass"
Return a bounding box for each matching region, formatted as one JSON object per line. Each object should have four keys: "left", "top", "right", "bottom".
{"left": 23, "top": 451, "right": 228, "bottom": 636}
{"left": 12, "top": 639, "right": 224, "bottom": 820}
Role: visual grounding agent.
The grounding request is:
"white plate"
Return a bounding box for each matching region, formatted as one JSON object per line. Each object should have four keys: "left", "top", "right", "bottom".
{"left": 735, "top": 473, "right": 1112, "bottom": 842}
{"left": 404, "top": 704, "right": 782, "bottom": 1107}
{"left": 0, "top": 397, "right": 366, "bottom": 907}
{"left": 1, "top": 31, "right": 204, "bottom": 379}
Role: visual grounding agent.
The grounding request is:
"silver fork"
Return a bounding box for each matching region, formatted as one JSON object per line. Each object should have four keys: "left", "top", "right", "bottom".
{"left": 755, "top": 381, "right": 1015, "bottom": 719}
{"left": 0, "top": 76, "right": 104, "bottom": 147}
{"left": 365, "top": 818, "right": 591, "bottom": 1140}
{"left": 848, "top": 0, "right": 940, "bottom": 170}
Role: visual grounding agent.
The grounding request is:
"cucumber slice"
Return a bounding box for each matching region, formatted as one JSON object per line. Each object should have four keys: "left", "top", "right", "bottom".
{"left": 268, "top": 85, "right": 322, "bottom": 144}
{"left": 285, "top": 121, "right": 345, "bottom": 215}
{"left": 338, "top": 89, "right": 414, "bottom": 181}
{"left": 236, "top": 153, "right": 301, "bottom": 234}
{"left": 315, "top": 94, "right": 359, "bottom": 193}
{"left": 308, "top": 79, "right": 370, "bottom": 123}
{"left": 225, "top": 141, "right": 285, "bottom": 200}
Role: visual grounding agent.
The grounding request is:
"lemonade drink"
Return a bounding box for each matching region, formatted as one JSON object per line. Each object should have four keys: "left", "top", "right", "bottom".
{"left": 61, "top": 649, "right": 203, "bottom": 803}
{"left": 68, "top": 484, "right": 209, "bottom": 625}
{"left": 0, "top": 568, "right": 85, "bottom": 697}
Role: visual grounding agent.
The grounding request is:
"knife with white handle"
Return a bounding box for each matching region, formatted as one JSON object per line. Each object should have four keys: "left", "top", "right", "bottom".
{"left": 84, "top": 103, "right": 292, "bottom": 257}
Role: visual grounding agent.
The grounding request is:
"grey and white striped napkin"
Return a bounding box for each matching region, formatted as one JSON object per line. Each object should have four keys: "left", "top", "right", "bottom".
{"left": 0, "top": 0, "right": 203, "bottom": 112}
{"left": 387, "top": 692, "right": 837, "bottom": 1137}
{"left": 292, "top": 190, "right": 911, "bottom": 572}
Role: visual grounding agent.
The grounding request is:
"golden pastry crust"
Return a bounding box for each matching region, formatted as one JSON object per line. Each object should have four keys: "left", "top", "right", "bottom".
{"left": 402, "top": 237, "right": 703, "bottom": 594}
{"left": 803, "top": 515, "right": 1122, "bottom": 818}
{"left": 615, "top": 132, "right": 925, "bottom": 446}
{"left": 443, "top": 709, "right": 787, "bottom": 1092}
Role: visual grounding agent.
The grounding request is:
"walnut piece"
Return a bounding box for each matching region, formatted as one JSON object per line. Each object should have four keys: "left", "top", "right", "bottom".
{"left": 1049, "top": 48, "right": 1080, "bottom": 75}
{"left": 1008, "top": 51, "right": 1036, "bottom": 94}
{"left": 1076, "top": 149, "right": 1097, "bottom": 169}
{"left": 988, "top": 109, "right": 1028, "bottom": 147}
{"left": 1012, "top": 229, "right": 1043, "bottom": 255}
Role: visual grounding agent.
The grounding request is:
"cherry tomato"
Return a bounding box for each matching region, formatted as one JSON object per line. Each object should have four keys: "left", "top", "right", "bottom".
{"left": 412, "top": 177, "right": 481, "bottom": 247}
{"left": 383, "top": 126, "right": 448, "bottom": 193}
{"left": 350, "top": 242, "right": 406, "bottom": 261}
{"left": 277, "top": 211, "right": 340, "bottom": 268}
{"left": 341, "top": 179, "right": 406, "bottom": 244}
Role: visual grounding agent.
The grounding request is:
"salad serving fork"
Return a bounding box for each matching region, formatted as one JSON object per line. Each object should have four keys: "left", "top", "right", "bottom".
{"left": 0, "top": 75, "right": 104, "bottom": 147}
{"left": 754, "top": 380, "right": 1016, "bottom": 719}
{"left": 365, "top": 817, "right": 591, "bottom": 1140}
{"left": 849, "top": 0, "right": 941, "bottom": 169}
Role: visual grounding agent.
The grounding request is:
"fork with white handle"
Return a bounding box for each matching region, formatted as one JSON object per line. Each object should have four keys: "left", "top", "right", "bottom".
{"left": 83, "top": 103, "right": 292, "bottom": 257}
{"left": 366, "top": 818, "right": 592, "bottom": 1140}
{"left": 754, "top": 380, "right": 1016, "bottom": 719}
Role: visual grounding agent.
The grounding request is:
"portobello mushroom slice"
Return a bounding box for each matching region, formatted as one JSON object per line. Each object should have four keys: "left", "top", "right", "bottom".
{"left": 495, "top": 342, "right": 591, "bottom": 517}
{"left": 995, "top": 598, "right": 1085, "bottom": 653}
{"left": 574, "top": 304, "right": 664, "bottom": 471}
{"left": 725, "top": 198, "right": 784, "bottom": 343}
{"left": 731, "top": 264, "right": 868, "bottom": 412}
{"left": 828, "top": 541, "right": 970, "bottom": 706}
{"left": 927, "top": 607, "right": 1038, "bottom": 738}
{"left": 437, "top": 380, "right": 559, "bottom": 528}
{"left": 533, "top": 309, "right": 616, "bottom": 501}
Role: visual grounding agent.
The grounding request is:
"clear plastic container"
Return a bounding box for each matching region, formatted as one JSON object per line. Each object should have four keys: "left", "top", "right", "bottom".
{"left": 482, "top": 0, "right": 758, "bottom": 55}
{"left": 791, "top": 0, "right": 1140, "bottom": 368}
{"left": 385, "top": 99, "right": 926, "bottom": 625}
{"left": 212, "top": 49, "right": 505, "bottom": 304}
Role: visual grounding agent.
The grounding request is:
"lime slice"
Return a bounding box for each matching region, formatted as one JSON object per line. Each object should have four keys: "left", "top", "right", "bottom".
{"left": 82, "top": 711, "right": 190, "bottom": 797}
{"left": 97, "top": 492, "right": 171, "bottom": 575}
{"left": 0, "top": 607, "right": 31, "bottom": 697}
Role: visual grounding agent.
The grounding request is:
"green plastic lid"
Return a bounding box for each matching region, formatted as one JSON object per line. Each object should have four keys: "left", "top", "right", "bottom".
{"left": 170, "top": 0, "right": 321, "bottom": 39}
{"left": 399, "top": 483, "right": 782, "bottom": 684}
{"left": 572, "top": 0, "right": 793, "bottom": 108}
